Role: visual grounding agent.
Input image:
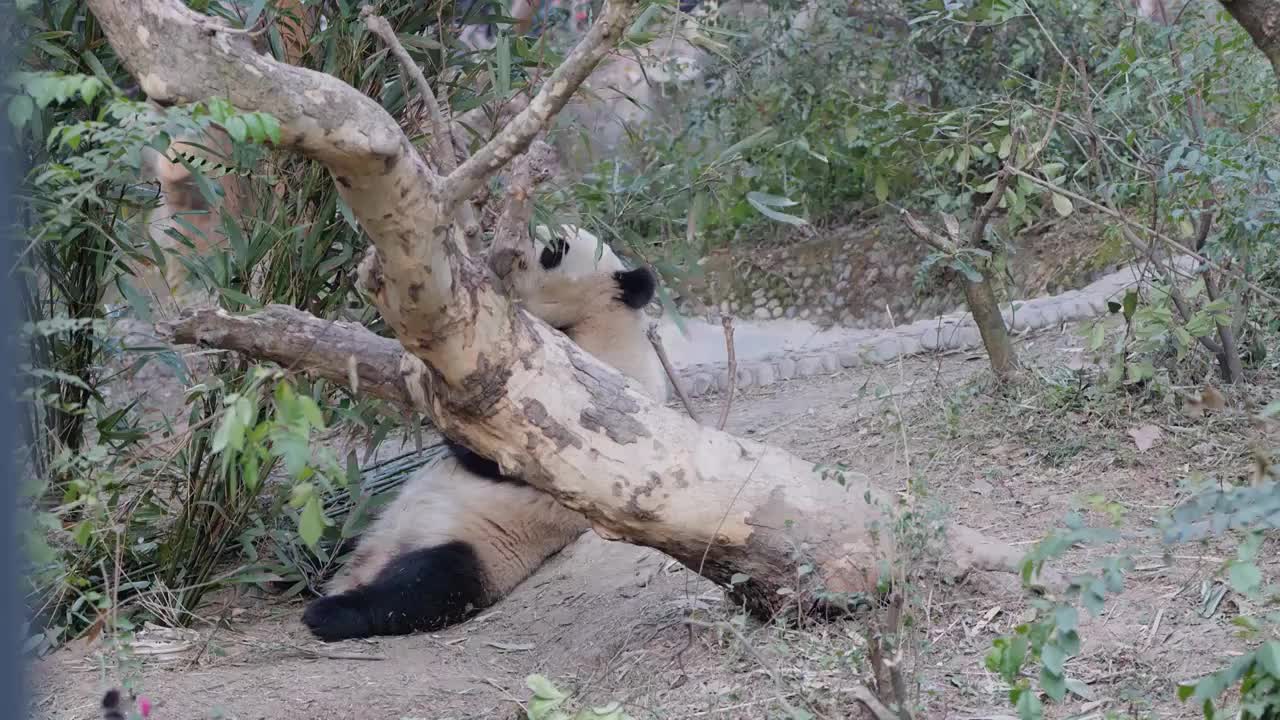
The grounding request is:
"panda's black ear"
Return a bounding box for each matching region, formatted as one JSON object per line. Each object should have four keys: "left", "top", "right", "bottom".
{"left": 614, "top": 267, "right": 657, "bottom": 309}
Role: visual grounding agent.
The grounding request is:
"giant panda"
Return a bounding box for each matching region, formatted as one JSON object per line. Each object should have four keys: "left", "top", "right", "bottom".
{"left": 302, "top": 226, "right": 668, "bottom": 642}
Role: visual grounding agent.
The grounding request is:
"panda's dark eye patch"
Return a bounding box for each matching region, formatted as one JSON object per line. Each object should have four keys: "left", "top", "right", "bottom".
{"left": 539, "top": 238, "right": 568, "bottom": 269}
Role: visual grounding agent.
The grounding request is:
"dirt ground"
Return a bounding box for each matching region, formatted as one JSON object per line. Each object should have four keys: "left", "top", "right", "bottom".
{"left": 27, "top": 317, "right": 1280, "bottom": 720}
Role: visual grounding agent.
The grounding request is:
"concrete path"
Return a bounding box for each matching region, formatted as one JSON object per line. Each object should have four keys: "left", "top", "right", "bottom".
{"left": 658, "top": 257, "right": 1193, "bottom": 397}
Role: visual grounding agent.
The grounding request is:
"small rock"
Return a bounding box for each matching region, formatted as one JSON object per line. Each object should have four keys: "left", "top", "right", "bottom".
{"left": 795, "top": 356, "right": 824, "bottom": 376}
{"left": 690, "top": 373, "right": 713, "bottom": 396}
{"left": 777, "top": 358, "right": 798, "bottom": 380}
{"left": 755, "top": 364, "right": 777, "bottom": 386}
{"left": 863, "top": 338, "right": 901, "bottom": 364}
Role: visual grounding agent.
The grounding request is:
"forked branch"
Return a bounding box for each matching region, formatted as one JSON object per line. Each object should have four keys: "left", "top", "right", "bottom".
{"left": 441, "top": 0, "right": 641, "bottom": 209}
{"left": 361, "top": 9, "right": 481, "bottom": 240}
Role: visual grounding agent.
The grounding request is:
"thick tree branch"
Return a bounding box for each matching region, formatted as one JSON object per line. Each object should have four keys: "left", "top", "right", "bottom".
{"left": 441, "top": 0, "right": 642, "bottom": 209}
{"left": 488, "top": 140, "right": 559, "bottom": 267}
{"left": 1219, "top": 0, "right": 1280, "bottom": 80}
{"left": 158, "top": 305, "right": 411, "bottom": 408}
{"left": 87, "top": 2, "right": 406, "bottom": 176}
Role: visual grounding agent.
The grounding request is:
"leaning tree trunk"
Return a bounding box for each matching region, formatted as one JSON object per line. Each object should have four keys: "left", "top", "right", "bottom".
{"left": 87, "top": 0, "right": 1045, "bottom": 617}
{"left": 1217, "top": 0, "right": 1280, "bottom": 81}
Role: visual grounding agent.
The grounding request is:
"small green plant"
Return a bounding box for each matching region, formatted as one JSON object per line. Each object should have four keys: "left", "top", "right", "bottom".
{"left": 984, "top": 514, "right": 1127, "bottom": 720}
{"left": 989, "top": 408, "right": 1280, "bottom": 720}
{"left": 525, "top": 675, "right": 635, "bottom": 720}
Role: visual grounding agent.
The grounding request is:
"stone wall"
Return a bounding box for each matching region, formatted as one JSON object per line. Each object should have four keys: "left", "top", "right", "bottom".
{"left": 681, "top": 212, "right": 1131, "bottom": 328}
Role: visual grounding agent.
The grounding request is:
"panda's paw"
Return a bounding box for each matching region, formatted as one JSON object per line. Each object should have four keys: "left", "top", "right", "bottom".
{"left": 302, "top": 593, "right": 373, "bottom": 642}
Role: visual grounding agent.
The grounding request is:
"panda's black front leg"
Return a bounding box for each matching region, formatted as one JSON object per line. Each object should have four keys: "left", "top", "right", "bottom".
{"left": 302, "top": 591, "right": 380, "bottom": 642}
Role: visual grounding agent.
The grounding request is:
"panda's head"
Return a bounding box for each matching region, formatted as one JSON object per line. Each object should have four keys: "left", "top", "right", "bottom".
{"left": 529, "top": 225, "right": 656, "bottom": 313}
{"left": 503, "top": 224, "right": 668, "bottom": 401}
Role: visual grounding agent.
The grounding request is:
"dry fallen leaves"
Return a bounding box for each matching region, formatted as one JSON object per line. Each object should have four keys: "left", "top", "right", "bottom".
{"left": 1128, "top": 424, "right": 1164, "bottom": 452}
{"left": 1183, "top": 384, "right": 1227, "bottom": 418}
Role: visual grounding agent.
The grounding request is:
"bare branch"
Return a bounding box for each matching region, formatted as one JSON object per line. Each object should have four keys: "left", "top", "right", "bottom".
{"left": 899, "top": 211, "right": 957, "bottom": 253}
{"left": 647, "top": 323, "right": 701, "bottom": 424}
{"left": 1010, "top": 167, "right": 1280, "bottom": 306}
{"left": 441, "top": 0, "right": 642, "bottom": 209}
{"left": 488, "top": 139, "right": 560, "bottom": 268}
{"left": 361, "top": 9, "right": 480, "bottom": 240}
{"left": 362, "top": 10, "right": 454, "bottom": 174}
{"left": 158, "top": 305, "right": 411, "bottom": 409}
{"left": 717, "top": 316, "right": 737, "bottom": 431}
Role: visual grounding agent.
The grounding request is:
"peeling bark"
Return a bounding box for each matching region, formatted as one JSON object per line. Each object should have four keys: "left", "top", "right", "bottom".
{"left": 158, "top": 305, "right": 409, "bottom": 408}
{"left": 88, "top": 0, "right": 1052, "bottom": 618}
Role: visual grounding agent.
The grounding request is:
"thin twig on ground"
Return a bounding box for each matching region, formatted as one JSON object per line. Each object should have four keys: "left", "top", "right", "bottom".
{"left": 685, "top": 618, "right": 817, "bottom": 720}
{"left": 648, "top": 322, "right": 701, "bottom": 423}
{"left": 717, "top": 316, "right": 736, "bottom": 431}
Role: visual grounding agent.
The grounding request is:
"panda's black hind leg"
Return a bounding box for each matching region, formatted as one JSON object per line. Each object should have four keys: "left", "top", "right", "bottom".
{"left": 302, "top": 541, "right": 488, "bottom": 642}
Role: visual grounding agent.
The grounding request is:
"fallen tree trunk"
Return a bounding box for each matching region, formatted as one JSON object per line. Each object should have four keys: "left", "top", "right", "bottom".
{"left": 91, "top": 0, "right": 1046, "bottom": 618}
{"left": 159, "top": 300, "right": 1041, "bottom": 613}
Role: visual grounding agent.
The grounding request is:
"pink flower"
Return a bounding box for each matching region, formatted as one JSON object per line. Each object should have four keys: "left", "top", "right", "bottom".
{"left": 137, "top": 696, "right": 152, "bottom": 718}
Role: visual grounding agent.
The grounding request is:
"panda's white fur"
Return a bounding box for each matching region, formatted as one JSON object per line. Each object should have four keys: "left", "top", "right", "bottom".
{"left": 302, "top": 227, "right": 666, "bottom": 641}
